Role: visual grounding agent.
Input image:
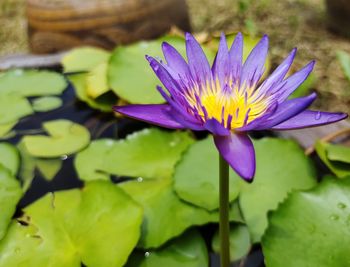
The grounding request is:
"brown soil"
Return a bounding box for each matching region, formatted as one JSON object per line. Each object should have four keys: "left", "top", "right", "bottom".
{"left": 1, "top": 0, "right": 349, "bottom": 114}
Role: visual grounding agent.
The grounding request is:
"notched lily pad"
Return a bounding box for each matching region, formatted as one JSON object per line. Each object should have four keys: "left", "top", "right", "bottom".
{"left": 62, "top": 47, "right": 110, "bottom": 73}
{"left": 22, "top": 119, "right": 90, "bottom": 158}
{"left": 0, "top": 181, "right": 143, "bottom": 267}
{"left": 0, "top": 142, "right": 20, "bottom": 176}
{"left": 0, "top": 95, "right": 33, "bottom": 124}
{"left": 0, "top": 69, "right": 67, "bottom": 97}
{"left": 75, "top": 128, "right": 194, "bottom": 181}
{"left": 174, "top": 136, "right": 240, "bottom": 211}
{"left": 126, "top": 229, "right": 208, "bottom": 267}
{"left": 238, "top": 138, "right": 317, "bottom": 243}
{"left": 0, "top": 166, "right": 22, "bottom": 240}
{"left": 262, "top": 177, "right": 350, "bottom": 267}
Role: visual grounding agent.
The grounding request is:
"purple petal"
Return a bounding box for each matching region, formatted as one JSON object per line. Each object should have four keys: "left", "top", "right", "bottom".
{"left": 258, "top": 48, "right": 297, "bottom": 95}
{"left": 253, "top": 92, "right": 317, "bottom": 130}
{"left": 113, "top": 104, "right": 185, "bottom": 129}
{"left": 214, "top": 133, "right": 256, "bottom": 181}
{"left": 271, "top": 110, "right": 348, "bottom": 130}
{"left": 213, "top": 33, "right": 229, "bottom": 85}
{"left": 204, "top": 118, "right": 230, "bottom": 136}
{"left": 162, "top": 42, "right": 190, "bottom": 79}
{"left": 276, "top": 60, "right": 315, "bottom": 102}
{"left": 229, "top": 32, "right": 243, "bottom": 83}
{"left": 240, "top": 35, "right": 269, "bottom": 88}
{"left": 185, "top": 32, "right": 211, "bottom": 84}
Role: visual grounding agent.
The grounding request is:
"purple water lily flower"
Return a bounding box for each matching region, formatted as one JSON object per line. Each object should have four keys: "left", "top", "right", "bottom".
{"left": 113, "top": 33, "right": 348, "bottom": 182}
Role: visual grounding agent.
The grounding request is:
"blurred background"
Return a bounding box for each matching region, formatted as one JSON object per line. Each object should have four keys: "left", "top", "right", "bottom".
{"left": 0, "top": 0, "right": 350, "bottom": 114}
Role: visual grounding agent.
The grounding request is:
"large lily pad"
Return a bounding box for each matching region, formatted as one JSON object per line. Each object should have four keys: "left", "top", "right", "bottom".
{"left": 315, "top": 140, "right": 350, "bottom": 178}
{"left": 61, "top": 47, "right": 110, "bottom": 73}
{"left": 238, "top": 138, "right": 317, "bottom": 242}
{"left": 68, "top": 73, "right": 116, "bottom": 112}
{"left": 0, "top": 181, "right": 143, "bottom": 267}
{"left": 75, "top": 128, "right": 194, "bottom": 181}
{"left": 0, "top": 166, "right": 22, "bottom": 240}
{"left": 22, "top": 120, "right": 90, "bottom": 158}
{"left": 108, "top": 36, "right": 214, "bottom": 104}
{"left": 0, "top": 121, "right": 17, "bottom": 139}
{"left": 174, "top": 136, "right": 240, "bottom": 211}
{"left": 126, "top": 229, "right": 208, "bottom": 267}
{"left": 0, "top": 69, "right": 67, "bottom": 97}
{"left": 86, "top": 62, "right": 110, "bottom": 98}
{"left": 120, "top": 178, "right": 222, "bottom": 249}
{"left": 0, "top": 142, "right": 20, "bottom": 176}
{"left": 0, "top": 95, "right": 33, "bottom": 124}
{"left": 262, "top": 177, "right": 350, "bottom": 267}
{"left": 212, "top": 224, "right": 251, "bottom": 262}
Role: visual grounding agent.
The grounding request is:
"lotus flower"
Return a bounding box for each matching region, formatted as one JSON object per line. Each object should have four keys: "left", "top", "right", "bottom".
{"left": 113, "top": 33, "right": 347, "bottom": 182}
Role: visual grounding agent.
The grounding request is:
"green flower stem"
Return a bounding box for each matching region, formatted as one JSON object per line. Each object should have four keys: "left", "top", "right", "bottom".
{"left": 219, "top": 154, "right": 230, "bottom": 267}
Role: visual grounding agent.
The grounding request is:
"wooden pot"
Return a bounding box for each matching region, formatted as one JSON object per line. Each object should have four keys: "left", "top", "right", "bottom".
{"left": 26, "top": 0, "right": 191, "bottom": 54}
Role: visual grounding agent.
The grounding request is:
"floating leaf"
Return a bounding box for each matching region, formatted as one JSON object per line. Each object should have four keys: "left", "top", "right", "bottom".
{"left": 36, "top": 159, "right": 62, "bottom": 181}
{"left": 0, "top": 166, "right": 22, "bottom": 240}
{"left": 86, "top": 62, "right": 110, "bottom": 98}
{"left": 75, "top": 128, "right": 194, "bottom": 181}
{"left": 0, "top": 143, "right": 20, "bottom": 176}
{"left": 212, "top": 224, "right": 251, "bottom": 262}
{"left": 62, "top": 47, "right": 110, "bottom": 73}
{"left": 68, "top": 73, "right": 116, "bottom": 112}
{"left": 0, "top": 96, "right": 33, "bottom": 124}
{"left": 108, "top": 36, "right": 214, "bottom": 104}
{"left": 326, "top": 143, "right": 350, "bottom": 164}
{"left": 23, "top": 120, "right": 90, "bottom": 158}
{"left": 336, "top": 50, "right": 350, "bottom": 81}
{"left": 0, "top": 69, "right": 67, "bottom": 97}
{"left": 126, "top": 229, "right": 208, "bottom": 267}
{"left": 120, "top": 178, "right": 219, "bottom": 248}
{"left": 0, "top": 181, "right": 143, "bottom": 267}
{"left": 262, "top": 177, "right": 350, "bottom": 267}
{"left": 32, "top": 96, "right": 62, "bottom": 112}
{"left": 0, "top": 121, "right": 17, "bottom": 138}
{"left": 315, "top": 141, "right": 350, "bottom": 178}
{"left": 238, "top": 138, "right": 317, "bottom": 242}
{"left": 174, "top": 137, "right": 240, "bottom": 210}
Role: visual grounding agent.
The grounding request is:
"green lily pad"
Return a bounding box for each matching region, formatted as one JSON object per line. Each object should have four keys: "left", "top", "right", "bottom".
{"left": 86, "top": 62, "right": 110, "bottom": 98}
{"left": 238, "top": 138, "right": 317, "bottom": 243}
{"left": 62, "top": 47, "right": 110, "bottom": 73}
{"left": 212, "top": 224, "right": 251, "bottom": 262}
{"left": 68, "top": 73, "right": 116, "bottom": 112}
{"left": 32, "top": 96, "right": 63, "bottom": 112}
{"left": 326, "top": 143, "right": 350, "bottom": 164}
{"left": 0, "top": 69, "right": 67, "bottom": 97}
{"left": 0, "top": 95, "right": 33, "bottom": 124}
{"left": 0, "top": 143, "right": 20, "bottom": 176}
{"left": 336, "top": 50, "right": 350, "bottom": 82}
{"left": 108, "top": 36, "right": 214, "bottom": 104}
{"left": 174, "top": 136, "right": 240, "bottom": 211}
{"left": 0, "top": 166, "right": 22, "bottom": 240}
{"left": 36, "top": 158, "right": 62, "bottom": 181}
{"left": 262, "top": 177, "right": 350, "bottom": 267}
{"left": 120, "top": 178, "right": 240, "bottom": 249}
{"left": 315, "top": 141, "right": 350, "bottom": 178}
{"left": 126, "top": 229, "right": 208, "bottom": 267}
{"left": 0, "top": 121, "right": 17, "bottom": 138}
{"left": 75, "top": 128, "right": 194, "bottom": 181}
{"left": 0, "top": 181, "right": 143, "bottom": 267}
{"left": 22, "top": 120, "right": 90, "bottom": 158}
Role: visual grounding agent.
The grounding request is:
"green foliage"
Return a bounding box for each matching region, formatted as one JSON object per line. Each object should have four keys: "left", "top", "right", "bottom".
{"left": 336, "top": 50, "right": 350, "bottom": 82}
{"left": 238, "top": 138, "right": 317, "bottom": 242}
{"left": 0, "top": 142, "right": 20, "bottom": 176}
{"left": 75, "top": 128, "right": 194, "bottom": 181}
{"left": 0, "top": 181, "right": 143, "bottom": 267}
{"left": 263, "top": 177, "right": 350, "bottom": 267}
{"left": 32, "top": 96, "right": 62, "bottom": 112}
